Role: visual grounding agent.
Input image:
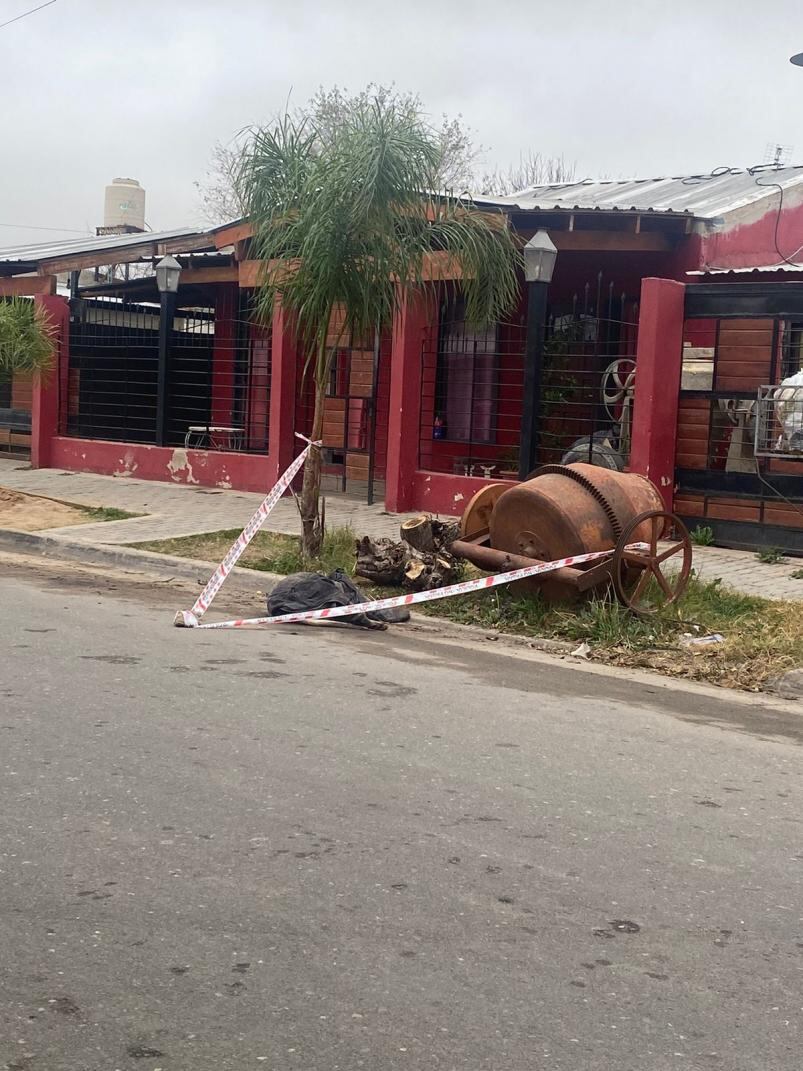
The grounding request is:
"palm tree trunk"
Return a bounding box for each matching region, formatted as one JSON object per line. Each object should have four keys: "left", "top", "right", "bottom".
{"left": 299, "top": 386, "right": 325, "bottom": 560}
{"left": 299, "top": 337, "right": 329, "bottom": 561}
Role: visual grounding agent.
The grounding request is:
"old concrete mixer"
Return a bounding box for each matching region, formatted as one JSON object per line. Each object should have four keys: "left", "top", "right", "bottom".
{"left": 452, "top": 464, "right": 692, "bottom": 614}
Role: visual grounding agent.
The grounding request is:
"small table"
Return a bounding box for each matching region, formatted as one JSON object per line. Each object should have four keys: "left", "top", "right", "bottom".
{"left": 184, "top": 425, "right": 245, "bottom": 451}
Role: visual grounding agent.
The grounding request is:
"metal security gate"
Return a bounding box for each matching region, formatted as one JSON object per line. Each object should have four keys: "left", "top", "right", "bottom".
{"left": 417, "top": 276, "right": 639, "bottom": 479}
{"left": 63, "top": 294, "right": 269, "bottom": 453}
{"left": 296, "top": 325, "right": 387, "bottom": 503}
{"left": 540, "top": 278, "right": 640, "bottom": 469}
{"left": 65, "top": 299, "right": 160, "bottom": 442}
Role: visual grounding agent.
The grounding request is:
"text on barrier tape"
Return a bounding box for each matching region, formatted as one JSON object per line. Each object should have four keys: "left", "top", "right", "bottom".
{"left": 192, "top": 544, "right": 648, "bottom": 630}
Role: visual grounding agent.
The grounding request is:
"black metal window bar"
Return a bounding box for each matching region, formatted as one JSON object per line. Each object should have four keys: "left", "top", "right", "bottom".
{"left": 62, "top": 294, "right": 270, "bottom": 452}
{"left": 418, "top": 279, "right": 638, "bottom": 478}
{"left": 0, "top": 297, "right": 33, "bottom": 455}
{"left": 755, "top": 384, "right": 803, "bottom": 458}
{"left": 419, "top": 306, "right": 526, "bottom": 479}
{"left": 540, "top": 282, "right": 639, "bottom": 470}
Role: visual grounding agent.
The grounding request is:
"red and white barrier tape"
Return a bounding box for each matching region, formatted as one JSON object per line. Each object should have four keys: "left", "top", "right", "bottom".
{"left": 190, "top": 544, "right": 647, "bottom": 631}
{"left": 174, "top": 434, "right": 320, "bottom": 628}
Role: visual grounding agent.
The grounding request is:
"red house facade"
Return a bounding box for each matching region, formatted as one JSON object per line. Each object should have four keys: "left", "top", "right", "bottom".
{"left": 3, "top": 166, "right": 803, "bottom": 551}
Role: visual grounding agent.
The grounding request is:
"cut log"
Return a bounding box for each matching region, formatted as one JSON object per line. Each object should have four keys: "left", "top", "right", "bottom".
{"left": 405, "top": 558, "right": 426, "bottom": 582}
{"left": 400, "top": 515, "right": 436, "bottom": 553}
{"left": 354, "top": 536, "right": 409, "bottom": 586}
{"left": 402, "top": 547, "right": 461, "bottom": 592}
{"left": 433, "top": 519, "right": 461, "bottom": 548}
{"left": 355, "top": 534, "right": 461, "bottom": 593}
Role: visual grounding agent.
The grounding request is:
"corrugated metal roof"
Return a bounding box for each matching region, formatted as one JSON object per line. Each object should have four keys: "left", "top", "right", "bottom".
{"left": 0, "top": 226, "right": 214, "bottom": 267}
{"left": 495, "top": 166, "right": 803, "bottom": 219}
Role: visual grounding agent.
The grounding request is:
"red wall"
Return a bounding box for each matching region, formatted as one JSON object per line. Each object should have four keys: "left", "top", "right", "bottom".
{"left": 411, "top": 469, "right": 515, "bottom": 516}
{"left": 210, "top": 284, "right": 238, "bottom": 426}
{"left": 701, "top": 197, "right": 803, "bottom": 270}
{"left": 49, "top": 436, "right": 276, "bottom": 493}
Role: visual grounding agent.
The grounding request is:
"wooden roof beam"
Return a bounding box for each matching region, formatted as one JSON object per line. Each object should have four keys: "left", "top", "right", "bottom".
{"left": 0, "top": 275, "right": 56, "bottom": 297}
{"left": 35, "top": 233, "right": 215, "bottom": 275}
{"left": 541, "top": 231, "right": 672, "bottom": 252}
{"left": 237, "top": 250, "right": 468, "bottom": 288}
{"left": 213, "top": 220, "right": 254, "bottom": 250}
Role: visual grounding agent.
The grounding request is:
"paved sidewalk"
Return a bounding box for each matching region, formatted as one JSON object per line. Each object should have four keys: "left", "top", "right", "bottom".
{"left": 681, "top": 545, "right": 802, "bottom": 600}
{"left": 1, "top": 459, "right": 802, "bottom": 600}
{"left": 0, "top": 458, "right": 417, "bottom": 544}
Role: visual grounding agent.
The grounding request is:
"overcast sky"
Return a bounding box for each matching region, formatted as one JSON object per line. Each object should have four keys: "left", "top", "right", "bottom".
{"left": 2, "top": 0, "right": 803, "bottom": 246}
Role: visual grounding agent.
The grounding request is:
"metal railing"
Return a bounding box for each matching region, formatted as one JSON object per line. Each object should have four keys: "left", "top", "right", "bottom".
{"left": 418, "top": 318, "right": 526, "bottom": 478}
{"left": 417, "top": 283, "right": 639, "bottom": 478}
{"left": 754, "top": 384, "right": 803, "bottom": 458}
{"left": 62, "top": 297, "right": 270, "bottom": 453}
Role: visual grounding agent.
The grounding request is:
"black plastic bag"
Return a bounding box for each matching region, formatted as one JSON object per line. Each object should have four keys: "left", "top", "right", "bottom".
{"left": 267, "top": 569, "right": 410, "bottom": 630}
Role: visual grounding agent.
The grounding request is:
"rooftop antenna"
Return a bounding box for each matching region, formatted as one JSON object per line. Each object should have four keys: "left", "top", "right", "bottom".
{"left": 763, "top": 143, "right": 792, "bottom": 168}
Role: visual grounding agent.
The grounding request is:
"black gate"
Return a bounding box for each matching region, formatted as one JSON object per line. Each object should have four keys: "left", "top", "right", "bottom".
{"left": 295, "top": 326, "right": 388, "bottom": 503}
{"left": 541, "top": 278, "right": 639, "bottom": 469}
{"left": 65, "top": 298, "right": 160, "bottom": 442}
{"left": 62, "top": 294, "right": 269, "bottom": 453}
{"left": 417, "top": 276, "right": 639, "bottom": 479}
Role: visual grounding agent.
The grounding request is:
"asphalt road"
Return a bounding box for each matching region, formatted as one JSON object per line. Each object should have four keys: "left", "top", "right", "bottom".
{"left": 1, "top": 556, "right": 802, "bottom": 1071}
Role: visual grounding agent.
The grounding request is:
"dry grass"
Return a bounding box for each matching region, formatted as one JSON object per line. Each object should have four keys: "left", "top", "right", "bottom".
{"left": 133, "top": 526, "right": 357, "bottom": 577}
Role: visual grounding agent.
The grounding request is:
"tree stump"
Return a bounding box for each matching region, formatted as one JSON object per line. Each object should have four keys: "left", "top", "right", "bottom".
{"left": 400, "top": 515, "right": 436, "bottom": 553}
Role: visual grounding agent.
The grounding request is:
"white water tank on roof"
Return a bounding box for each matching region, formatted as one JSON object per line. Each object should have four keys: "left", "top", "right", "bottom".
{"left": 103, "top": 178, "right": 146, "bottom": 232}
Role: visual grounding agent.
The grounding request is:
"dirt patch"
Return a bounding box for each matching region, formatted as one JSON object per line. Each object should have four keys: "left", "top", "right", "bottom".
{"left": 0, "top": 488, "right": 95, "bottom": 532}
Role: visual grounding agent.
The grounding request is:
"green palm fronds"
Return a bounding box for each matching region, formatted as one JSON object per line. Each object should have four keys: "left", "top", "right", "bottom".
{"left": 0, "top": 297, "right": 55, "bottom": 382}
{"left": 239, "top": 88, "right": 521, "bottom": 557}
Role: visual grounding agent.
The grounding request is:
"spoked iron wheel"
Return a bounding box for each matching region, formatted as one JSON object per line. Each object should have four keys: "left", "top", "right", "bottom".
{"left": 612, "top": 509, "right": 693, "bottom": 615}
{"left": 601, "top": 357, "right": 637, "bottom": 423}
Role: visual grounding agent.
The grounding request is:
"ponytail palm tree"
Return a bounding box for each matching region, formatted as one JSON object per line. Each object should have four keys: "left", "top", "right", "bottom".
{"left": 240, "top": 91, "right": 521, "bottom": 560}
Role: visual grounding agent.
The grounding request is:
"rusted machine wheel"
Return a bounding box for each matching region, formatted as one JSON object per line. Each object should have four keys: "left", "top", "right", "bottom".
{"left": 613, "top": 510, "right": 693, "bottom": 615}
{"left": 459, "top": 483, "right": 507, "bottom": 541}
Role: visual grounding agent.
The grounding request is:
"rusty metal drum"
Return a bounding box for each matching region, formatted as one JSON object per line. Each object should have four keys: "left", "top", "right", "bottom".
{"left": 489, "top": 464, "right": 665, "bottom": 562}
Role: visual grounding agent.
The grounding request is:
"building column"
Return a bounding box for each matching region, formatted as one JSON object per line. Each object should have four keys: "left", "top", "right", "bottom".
{"left": 267, "top": 298, "right": 300, "bottom": 483}
{"left": 31, "top": 294, "right": 69, "bottom": 470}
{"left": 385, "top": 290, "right": 436, "bottom": 513}
{"left": 629, "top": 277, "right": 686, "bottom": 509}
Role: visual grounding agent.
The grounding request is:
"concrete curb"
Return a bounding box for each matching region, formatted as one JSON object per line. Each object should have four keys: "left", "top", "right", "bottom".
{"left": 0, "top": 527, "right": 573, "bottom": 656}
{"left": 767, "top": 669, "right": 803, "bottom": 700}
{"left": 3, "top": 527, "right": 801, "bottom": 707}
{"left": 0, "top": 528, "right": 274, "bottom": 595}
